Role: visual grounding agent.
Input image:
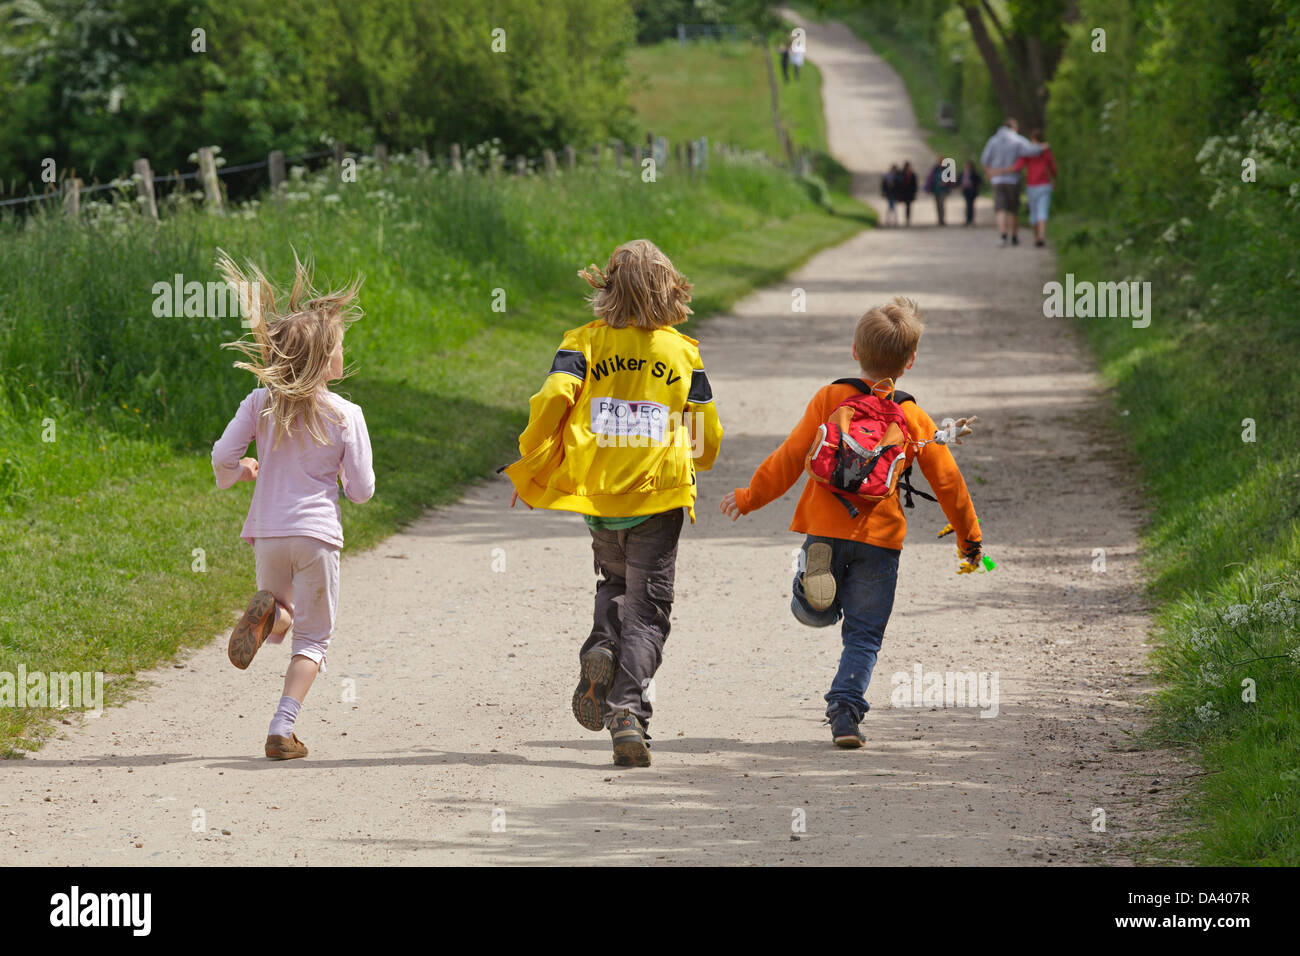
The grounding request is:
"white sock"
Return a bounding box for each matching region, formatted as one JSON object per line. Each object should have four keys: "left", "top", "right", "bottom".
{"left": 267, "top": 695, "right": 302, "bottom": 738}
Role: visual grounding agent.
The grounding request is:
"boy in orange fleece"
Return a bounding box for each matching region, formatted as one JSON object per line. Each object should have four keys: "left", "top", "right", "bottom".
{"left": 720, "top": 297, "right": 981, "bottom": 747}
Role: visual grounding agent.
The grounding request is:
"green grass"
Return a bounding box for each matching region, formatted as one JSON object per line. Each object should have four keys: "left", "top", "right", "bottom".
{"left": 1055, "top": 206, "right": 1300, "bottom": 864}
{"left": 627, "top": 35, "right": 855, "bottom": 199}
{"left": 0, "top": 146, "right": 872, "bottom": 755}
{"left": 628, "top": 39, "right": 830, "bottom": 159}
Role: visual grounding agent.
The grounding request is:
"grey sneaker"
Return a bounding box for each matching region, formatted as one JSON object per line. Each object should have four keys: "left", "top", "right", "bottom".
{"left": 572, "top": 646, "right": 615, "bottom": 731}
{"left": 609, "top": 708, "right": 652, "bottom": 767}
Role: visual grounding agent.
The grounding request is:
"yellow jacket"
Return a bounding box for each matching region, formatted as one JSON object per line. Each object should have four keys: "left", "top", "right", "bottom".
{"left": 504, "top": 320, "right": 723, "bottom": 521}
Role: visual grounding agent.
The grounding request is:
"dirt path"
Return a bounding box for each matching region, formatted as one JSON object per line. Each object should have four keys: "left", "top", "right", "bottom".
{"left": 2, "top": 15, "right": 1186, "bottom": 866}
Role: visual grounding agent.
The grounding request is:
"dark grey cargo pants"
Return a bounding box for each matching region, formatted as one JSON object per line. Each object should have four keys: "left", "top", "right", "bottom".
{"left": 579, "top": 508, "right": 684, "bottom": 726}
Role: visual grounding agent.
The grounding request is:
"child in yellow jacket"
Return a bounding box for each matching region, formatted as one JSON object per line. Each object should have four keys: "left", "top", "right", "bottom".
{"left": 505, "top": 239, "right": 723, "bottom": 767}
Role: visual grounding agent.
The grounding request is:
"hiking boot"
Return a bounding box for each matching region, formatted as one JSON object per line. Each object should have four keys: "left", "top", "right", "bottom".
{"left": 801, "top": 542, "right": 836, "bottom": 612}
{"left": 265, "top": 733, "right": 308, "bottom": 760}
{"left": 1011, "top": 234, "right": 1020, "bottom": 246}
{"left": 827, "top": 708, "right": 865, "bottom": 749}
{"left": 572, "top": 645, "right": 615, "bottom": 732}
{"left": 229, "top": 590, "right": 277, "bottom": 670}
{"left": 609, "top": 709, "right": 652, "bottom": 767}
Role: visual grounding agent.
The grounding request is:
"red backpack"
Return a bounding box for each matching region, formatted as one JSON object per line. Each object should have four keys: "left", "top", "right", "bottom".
{"left": 804, "top": 378, "right": 935, "bottom": 518}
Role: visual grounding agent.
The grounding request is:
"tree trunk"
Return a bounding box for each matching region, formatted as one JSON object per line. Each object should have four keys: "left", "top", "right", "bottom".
{"left": 1024, "top": 35, "right": 1049, "bottom": 130}
{"left": 961, "top": 1, "right": 1031, "bottom": 124}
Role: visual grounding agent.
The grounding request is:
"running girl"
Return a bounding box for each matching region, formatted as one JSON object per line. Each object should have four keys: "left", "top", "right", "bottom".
{"left": 211, "top": 251, "right": 374, "bottom": 760}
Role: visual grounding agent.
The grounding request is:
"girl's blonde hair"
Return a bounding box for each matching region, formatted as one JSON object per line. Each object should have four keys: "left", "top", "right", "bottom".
{"left": 217, "top": 249, "right": 362, "bottom": 447}
{"left": 578, "top": 239, "right": 693, "bottom": 329}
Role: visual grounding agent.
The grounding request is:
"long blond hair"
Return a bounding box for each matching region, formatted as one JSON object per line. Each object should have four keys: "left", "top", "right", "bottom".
{"left": 217, "top": 249, "right": 362, "bottom": 447}
{"left": 578, "top": 239, "right": 693, "bottom": 329}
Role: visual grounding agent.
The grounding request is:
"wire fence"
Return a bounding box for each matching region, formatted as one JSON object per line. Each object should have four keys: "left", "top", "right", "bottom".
{"left": 0, "top": 148, "right": 334, "bottom": 209}
{"left": 0, "top": 136, "right": 781, "bottom": 222}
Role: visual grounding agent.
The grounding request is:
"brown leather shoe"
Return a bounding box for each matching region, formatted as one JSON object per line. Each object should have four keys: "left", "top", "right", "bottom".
{"left": 229, "top": 590, "right": 277, "bottom": 670}
{"left": 265, "top": 733, "right": 308, "bottom": 760}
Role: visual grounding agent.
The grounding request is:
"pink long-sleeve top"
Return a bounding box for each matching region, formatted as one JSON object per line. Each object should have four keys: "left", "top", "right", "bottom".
{"left": 211, "top": 388, "right": 375, "bottom": 548}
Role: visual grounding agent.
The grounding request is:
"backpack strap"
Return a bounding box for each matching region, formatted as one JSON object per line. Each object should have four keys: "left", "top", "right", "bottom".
{"left": 830, "top": 378, "right": 932, "bottom": 509}
{"left": 831, "top": 490, "right": 860, "bottom": 519}
{"left": 896, "top": 465, "right": 936, "bottom": 509}
{"left": 831, "top": 377, "right": 913, "bottom": 404}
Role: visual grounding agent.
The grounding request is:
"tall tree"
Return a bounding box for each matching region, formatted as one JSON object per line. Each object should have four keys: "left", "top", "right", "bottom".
{"left": 959, "top": 0, "right": 1076, "bottom": 129}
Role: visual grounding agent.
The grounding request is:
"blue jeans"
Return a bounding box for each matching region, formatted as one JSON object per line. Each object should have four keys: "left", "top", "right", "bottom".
{"left": 791, "top": 535, "right": 900, "bottom": 722}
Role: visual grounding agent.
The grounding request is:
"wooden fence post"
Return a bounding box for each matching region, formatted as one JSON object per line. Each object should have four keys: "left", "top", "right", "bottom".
{"left": 614, "top": 141, "right": 624, "bottom": 170}
{"left": 375, "top": 143, "right": 389, "bottom": 172}
{"left": 197, "top": 147, "right": 223, "bottom": 214}
{"left": 686, "top": 142, "right": 695, "bottom": 178}
{"left": 563, "top": 145, "right": 576, "bottom": 171}
{"left": 62, "top": 178, "right": 81, "bottom": 219}
{"left": 267, "top": 150, "right": 286, "bottom": 203}
{"left": 414, "top": 147, "right": 430, "bottom": 170}
{"left": 591, "top": 144, "right": 600, "bottom": 167}
{"left": 543, "top": 148, "right": 557, "bottom": 178}
{"left": 332, "top": 140, "right": 345, "bottom": 179}
{"left": 133, "top": 158, "right": 158, "bottom": 221}
{"left": 515, "top": 154, "right": 527, "bottom": 176}
{"left": 450, "top": 143, "right": 463, "bottom": 174}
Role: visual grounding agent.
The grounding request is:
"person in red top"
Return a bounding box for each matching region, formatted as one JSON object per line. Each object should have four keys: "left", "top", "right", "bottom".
{"left": 990, "top": 128, "right": 1057, "bottom": 247}
{"left": 721, "top": 297, "right": 982, "bottom": 748}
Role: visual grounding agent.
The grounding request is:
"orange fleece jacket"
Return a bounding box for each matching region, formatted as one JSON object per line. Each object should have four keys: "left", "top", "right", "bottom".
{"left": 733, "top": 380, "right": 981, "bottom": 554}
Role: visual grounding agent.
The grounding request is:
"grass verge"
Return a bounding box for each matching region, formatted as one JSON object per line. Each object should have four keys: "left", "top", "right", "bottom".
{"left": 628, "top": 39, "right": 830, "bottom": 158}
{"left": 1055, "top": 209, "right": 1300, "bottom": 865}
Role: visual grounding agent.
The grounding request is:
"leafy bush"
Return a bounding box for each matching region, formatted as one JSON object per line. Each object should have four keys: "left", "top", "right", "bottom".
{"left": 1047, "top": 0, "right": 1300, "bottom": 863}
{"left": 0, "top": 0, "right": 635, "bottom": 193}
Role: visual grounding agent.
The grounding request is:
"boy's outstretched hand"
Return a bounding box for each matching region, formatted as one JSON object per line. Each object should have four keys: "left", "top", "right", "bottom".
{"left": 720, "top": 490, "right": 743, "bottom": 521}
{"left": 957, "top": 540, "right": 983, "bottom": 573}
{"left": 237, "top": 457, "right": 258, "bottom": 482}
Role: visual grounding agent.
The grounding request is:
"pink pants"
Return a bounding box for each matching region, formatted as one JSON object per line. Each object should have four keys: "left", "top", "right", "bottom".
{"left": 253, "top": 536, "right": 340, "bottom": 673}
